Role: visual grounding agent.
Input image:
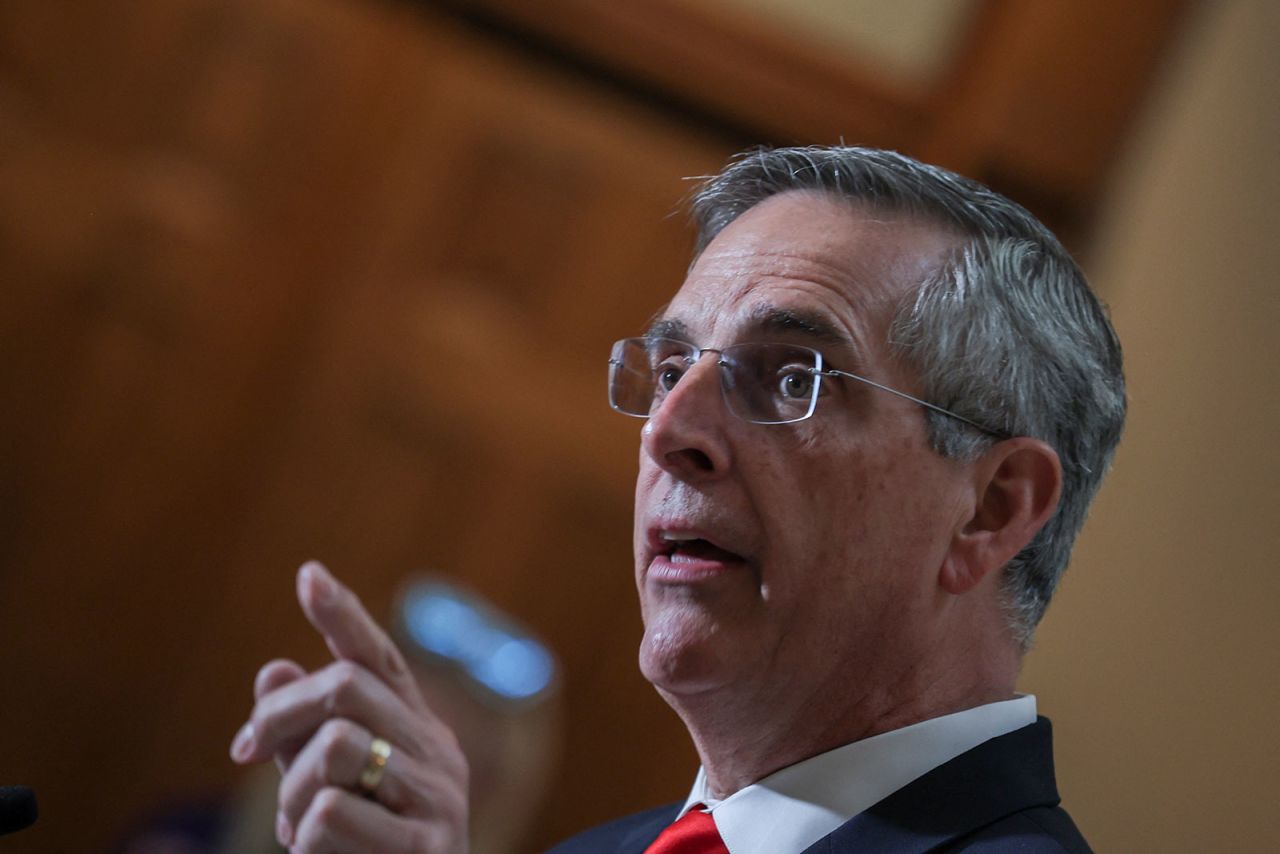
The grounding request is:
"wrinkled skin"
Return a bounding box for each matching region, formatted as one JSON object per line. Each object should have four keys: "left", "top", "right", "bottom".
{"left": 232, "top": 562, "right": 469, "bottom": 853}
{"left": 632, "top": 192, "right": 1014, "bottom": 793}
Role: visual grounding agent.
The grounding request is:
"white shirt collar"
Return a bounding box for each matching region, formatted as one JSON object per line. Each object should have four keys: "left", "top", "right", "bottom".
{"left": 677, "top": 695, "right": 1037, "bottom": 854}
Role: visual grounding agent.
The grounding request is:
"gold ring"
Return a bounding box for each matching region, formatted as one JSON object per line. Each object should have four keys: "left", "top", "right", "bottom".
{"left": 358, "top": 737, "right": 392, "bottom": 795}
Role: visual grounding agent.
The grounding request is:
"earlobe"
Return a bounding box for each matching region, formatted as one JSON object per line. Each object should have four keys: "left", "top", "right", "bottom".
{"left": 940, "top": 438, "right": 1063, "bottom": 596}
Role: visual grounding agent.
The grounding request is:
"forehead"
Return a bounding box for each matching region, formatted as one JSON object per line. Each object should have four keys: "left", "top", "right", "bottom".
{"left": 663, "top": 191, "right": 956, "bottom": 351}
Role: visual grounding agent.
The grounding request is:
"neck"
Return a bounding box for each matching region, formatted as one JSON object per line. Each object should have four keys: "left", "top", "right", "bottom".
{"left": 665, "top": 636, "right": 1021, "bottom": 797}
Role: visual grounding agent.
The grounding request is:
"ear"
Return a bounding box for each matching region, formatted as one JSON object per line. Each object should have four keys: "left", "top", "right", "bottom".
{"left": 939, "top": 438, "right": 1063, "bottom": 595}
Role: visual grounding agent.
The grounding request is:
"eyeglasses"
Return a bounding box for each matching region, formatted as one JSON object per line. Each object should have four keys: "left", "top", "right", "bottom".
{"left": 608, "top": 337, "right": 1008, "bottom": 436}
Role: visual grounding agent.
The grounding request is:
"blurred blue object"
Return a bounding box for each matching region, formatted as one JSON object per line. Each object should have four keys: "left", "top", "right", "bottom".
{"left": 396, "top": 577, "right": 557, "bottom": 707}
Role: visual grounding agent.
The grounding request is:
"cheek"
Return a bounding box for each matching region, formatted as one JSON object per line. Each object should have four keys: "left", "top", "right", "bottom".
{"left": 633, "top": 459, "right": 659, "bottom": 562}
{"left": 757, "top": 447, "right": 873, "bottom": 570}
{"left": 769, "top": 444, "right": 920, "bottom": 579}
{"left": 808, "top": 472, "right": 875, "bottom": 575}
{"left": 634, "top": 448, "right": 663, "bottom": 508}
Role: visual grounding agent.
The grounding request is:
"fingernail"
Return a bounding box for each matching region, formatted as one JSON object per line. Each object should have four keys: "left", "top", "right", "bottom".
{"left": 301, "top": 560, "right": 334, "bottom": 604}
{"left": 276, "top": 810, "right": 292, "bottom": 846}
{"left": 230, "top": 722, "right": 255, "bottom": 762}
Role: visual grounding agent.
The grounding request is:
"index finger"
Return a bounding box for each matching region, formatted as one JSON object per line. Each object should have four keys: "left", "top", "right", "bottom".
{"left": 296, "top": 561, "right": 421, "bottom": 707}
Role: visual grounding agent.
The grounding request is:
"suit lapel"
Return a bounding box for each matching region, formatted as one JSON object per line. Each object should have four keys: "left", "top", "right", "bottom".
{"left": 617, "top": 803, "right": 682, "bottom": 854}
{"left": 799, "top": 718, "right": 1061, "bottom": 853}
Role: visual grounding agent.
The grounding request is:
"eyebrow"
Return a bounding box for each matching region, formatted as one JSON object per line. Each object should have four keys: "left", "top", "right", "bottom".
{"left": 645, "top": 307, "right": 862, "bottom": 364}
{"left": 644, "top": 317, "right": 691, "bottom": 342}
{"left": 746, "top": 306, "right": 851, "bottom": 351}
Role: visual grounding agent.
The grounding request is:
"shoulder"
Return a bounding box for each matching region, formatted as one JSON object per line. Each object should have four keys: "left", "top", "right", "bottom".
{"left": 809, "top": 718, "right": 1094, "bottom": 853}
{"left": 543, "top": 802, "right": 680, "bottom": 854}
{"left": 945, "top": 804, "right": 1092, "bottom": 853}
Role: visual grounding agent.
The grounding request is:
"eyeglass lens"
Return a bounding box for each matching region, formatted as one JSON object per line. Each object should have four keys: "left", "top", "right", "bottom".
{"left": 608, "top": 338, "right": 821, "bottom": 424}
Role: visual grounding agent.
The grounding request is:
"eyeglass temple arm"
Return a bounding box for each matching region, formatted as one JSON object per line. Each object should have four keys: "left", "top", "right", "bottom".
{"left": 818, "top": 369, "right": 1010, "bottom": 440}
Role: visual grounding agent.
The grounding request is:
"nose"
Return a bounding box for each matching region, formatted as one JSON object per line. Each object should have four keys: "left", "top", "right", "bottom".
{"left": 640, "top": 356, "right": 732, "bottom": 478}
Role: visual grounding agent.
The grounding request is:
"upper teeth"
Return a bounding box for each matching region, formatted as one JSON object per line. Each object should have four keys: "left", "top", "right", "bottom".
{"left": 660, "top": 532, "right": 700, "bottom": 542}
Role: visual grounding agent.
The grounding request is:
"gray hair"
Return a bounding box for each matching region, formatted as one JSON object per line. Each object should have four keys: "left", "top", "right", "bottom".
{"left": 690, "top": 146, "right": 1126, "bottom": 648}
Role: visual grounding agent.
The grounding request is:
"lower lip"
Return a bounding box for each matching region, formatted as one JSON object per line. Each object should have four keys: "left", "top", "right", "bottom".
{"left": 646, "top": 553, "right": 744, "bottom": 584}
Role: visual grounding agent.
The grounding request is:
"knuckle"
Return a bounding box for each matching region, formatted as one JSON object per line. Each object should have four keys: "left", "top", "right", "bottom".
{"left": 325, "top": 661, "right": 361, "bottom": 713}
{"left": 382, "top": 644, "right": 408, "bottom": 679}
{"left": 293, "top": 816, "right": 325, "bottom": 852}
{"left": 310, "top": 786, "right": 346, "bottom": 826}
{"left": 254, "top": 658, "right": 302, "bottom": 701}
{"left": 331, "top": 659, "right": 359, "bottom": 681}
{"left": 318, "top": 719, "right": 355, "bottom": 765}
{"left": 331, "top": 660, "right": 361, "bottom": 694}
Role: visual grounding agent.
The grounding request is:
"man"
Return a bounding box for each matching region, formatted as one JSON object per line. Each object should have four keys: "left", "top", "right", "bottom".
{"left": 231, "top": 146, "right": 1125, "bottom": 852}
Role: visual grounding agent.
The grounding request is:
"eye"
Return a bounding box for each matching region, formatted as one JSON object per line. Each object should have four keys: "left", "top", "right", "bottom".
{"left": 778, "top": 369, "right": 815, "bottom": 400}
{"left": 655, "top": 361, "right": 687, "bottom": 393}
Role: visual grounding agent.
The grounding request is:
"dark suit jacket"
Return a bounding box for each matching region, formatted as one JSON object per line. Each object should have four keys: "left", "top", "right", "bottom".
{"left": 546, "top": 717, "right": 1091, "bottom": 853}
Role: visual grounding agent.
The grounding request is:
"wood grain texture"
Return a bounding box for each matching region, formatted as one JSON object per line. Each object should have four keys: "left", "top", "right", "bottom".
{"left": 0, "top": 1, "right": 724, "bottom": 850}
{"left": 443, "top": 0, "right": 1192, "bottom": 245}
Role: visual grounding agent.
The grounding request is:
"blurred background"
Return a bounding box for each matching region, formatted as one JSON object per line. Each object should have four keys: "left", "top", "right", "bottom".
{"left": 0, "top": 0, "right": 1276, "bottom": 851}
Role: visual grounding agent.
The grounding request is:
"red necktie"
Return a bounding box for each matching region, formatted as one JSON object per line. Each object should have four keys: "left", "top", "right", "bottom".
{"left": 643, "top": 805, "right": 730, "bottom": 854}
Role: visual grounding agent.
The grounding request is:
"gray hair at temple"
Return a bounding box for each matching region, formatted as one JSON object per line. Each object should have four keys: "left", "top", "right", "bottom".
{"left": 689, "top": 146, "right": 1126, "bottom": 649}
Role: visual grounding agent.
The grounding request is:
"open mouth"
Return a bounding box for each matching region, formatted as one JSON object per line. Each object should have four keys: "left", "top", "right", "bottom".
{"left": 663, "top": 537, "right": 744, "bottom": 564}
{"left": 648, "top": 531, "right": 747, "bottom": 581}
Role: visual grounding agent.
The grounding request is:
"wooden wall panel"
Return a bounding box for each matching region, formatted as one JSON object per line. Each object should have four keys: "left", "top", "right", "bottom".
{"left": 917, "top": 0, "right": 1192, "bottom": 239}
{"left": 0, "top": 1, "right": 730, "bottom": 851}
{"left": 446, "top": 0, "right": 1191, "bottom": 246}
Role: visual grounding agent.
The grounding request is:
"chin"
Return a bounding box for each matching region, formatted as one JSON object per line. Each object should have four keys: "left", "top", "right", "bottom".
{"left": 638, "top": 618, "right": 739, "bottom": 697}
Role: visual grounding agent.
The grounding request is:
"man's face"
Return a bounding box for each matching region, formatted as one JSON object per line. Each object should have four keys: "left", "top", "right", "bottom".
{"left": 633, "top": 191, "right": 972, "bottom": 717}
